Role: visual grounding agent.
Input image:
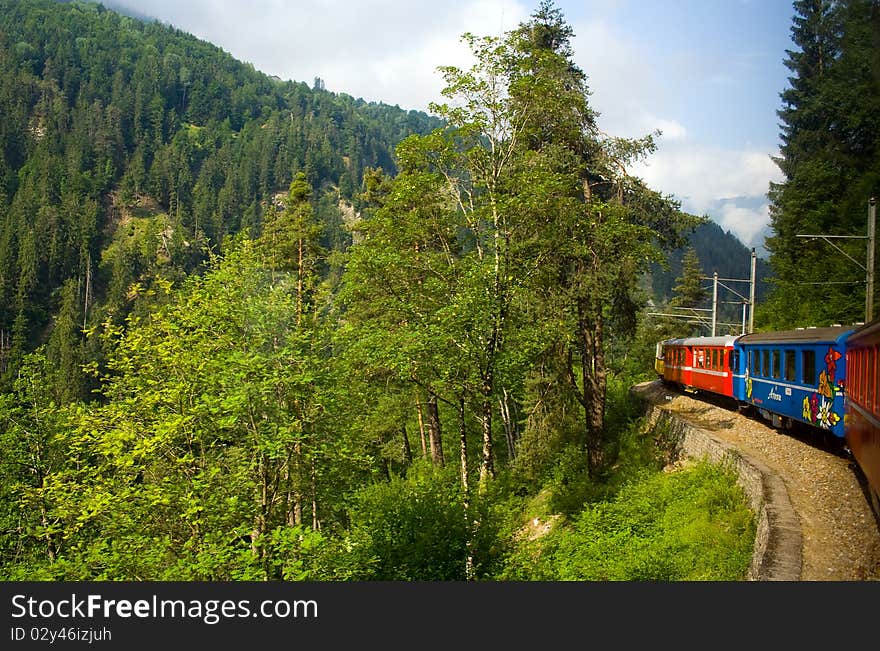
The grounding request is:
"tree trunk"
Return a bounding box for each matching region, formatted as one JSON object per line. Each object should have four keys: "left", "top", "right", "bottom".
{"left": 427, "top": 393, "right": 445, "bottom": 466}
{"left": 401, "top": 423, "right": 413, "bottom": 465}
{"left": 499, "top": 387, "right": 517, "bottom": 461}
{"left": 576, "top": 295, "right": 606, "bottom": 477}
{"left": 311, "top": 457, "right": 318, "bottom": 530}
{"left": 459, "top": 396, "right": 475, "bottom": 580}
{"left": 253, "top": 453, "right": 271, "bottom": 579}
{"left": 38, "top": 502, "right": 56, "bottom": 563}
{"left": 458, "top": 397, "right": 469, "bottom": 494}
{"left": 479, "top": 389, "right": 494, "bottom": 485}
{"left": 415, "top": 396, "right": 428, "bottom": 458}
{"left": 286, "top": 443, "right": 303, "bottom": 527}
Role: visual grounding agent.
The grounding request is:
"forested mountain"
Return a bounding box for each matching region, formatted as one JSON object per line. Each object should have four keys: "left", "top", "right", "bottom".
{"left": 0, "top": 0, "right": 441, "bottom": 387}
{"left": 762, "top": 0, "right": 880, "bottom": 329}
{"left": 649, "top": 221, "right": 773, "bottom": 310}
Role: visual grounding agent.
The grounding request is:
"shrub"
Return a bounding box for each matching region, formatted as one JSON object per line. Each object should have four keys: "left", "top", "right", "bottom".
{"left": 503, "top": 460, "right": 755, "bottom": 581}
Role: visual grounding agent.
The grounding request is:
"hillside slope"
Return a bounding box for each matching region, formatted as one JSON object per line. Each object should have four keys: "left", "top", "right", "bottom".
{"left": 648, "top": 220, "right": 773, "bottom": 323}
{"left": 0, "top": 0, "right": 441, "bottom": 378}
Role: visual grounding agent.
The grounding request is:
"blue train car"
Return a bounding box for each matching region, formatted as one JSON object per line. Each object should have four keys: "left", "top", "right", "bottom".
{"left": 734, "top": 326, "right": 854, "bottom": 437}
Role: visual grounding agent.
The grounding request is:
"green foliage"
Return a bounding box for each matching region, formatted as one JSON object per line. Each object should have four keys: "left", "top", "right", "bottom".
{"left": 671, "top": 248, "right": 707, "bottom": 309}
{"left": 647, "top": 220, "right": 770, "bottom": 333}
{"left": 534, "top": 376, "right": 662, "bottom": 515}
{"left": 341, "top": 461, "right": 516, "bottom": 580}
{"left": 2, "top": 239, "right": 372, "bottom": 580}
{"left": 763, "top": 0, "right": 880, "bottom": 328}
{"left": 344, "top": 463, "right": 469, "bottom": 580}
{"left": 502, "top": 461, "right": 755, "bottom": 581}
{"left": 0, "top": 351, "right": 71, "bottom": 577}
{"left": 0, "top": 0, "right": 442, "bottom": 383}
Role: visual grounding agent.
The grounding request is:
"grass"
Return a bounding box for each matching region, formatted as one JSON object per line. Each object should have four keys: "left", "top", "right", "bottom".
{"left": 501, "top": 459, "right": 756, "bottom": 581}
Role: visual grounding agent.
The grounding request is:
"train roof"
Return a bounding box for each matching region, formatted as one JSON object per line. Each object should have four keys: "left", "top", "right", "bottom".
{"left": 846, "top": 317, "right": 880, "bottom": 344}
{"left": 737, "top": 325, "right": 854, "bottom": 345}
{"left": 663, "top": 335, "right": 738, "bottom": 347}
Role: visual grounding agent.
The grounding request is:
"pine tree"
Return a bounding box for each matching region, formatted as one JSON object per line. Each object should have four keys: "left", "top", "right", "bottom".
{"left": 671, "top": 248, "right": 708, "bottom": 309}
{"left": 505, "top": 1, "right": 696, "bottom": 477}
{"left": 763, "top": 0, "right": 879, "bottom": 328}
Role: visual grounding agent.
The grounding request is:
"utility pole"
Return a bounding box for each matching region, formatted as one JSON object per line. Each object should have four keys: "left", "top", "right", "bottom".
{"left": 648, "top": 251, "right": 757, "bottom": 335}
{"left": 711, "top": 272, "right": 718, "bottom": 336}
{"left": 867, "top": 197, "right": 876, "bottom": 322}
{"left": 749, "top": 248, "right": 756, "bottom": 334}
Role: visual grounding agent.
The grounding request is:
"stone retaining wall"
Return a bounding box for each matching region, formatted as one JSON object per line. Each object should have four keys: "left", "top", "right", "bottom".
{"left": 636, "top": 395, "right": 802, "bottom": 581}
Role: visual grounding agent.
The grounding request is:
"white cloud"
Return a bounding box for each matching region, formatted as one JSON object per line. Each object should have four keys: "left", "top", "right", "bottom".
{"left": 565, "top": 12, "right": 784, "bottom": 252}
{"left": 651, "top": 118, "right": 687, "bottom": 142}
{"left": 629, "top": 138, "right": 783, "bottom": 250}
{"left": 110, "top": 0, "right": 530, "bottom": 110}
{"left": 632, "top": 142, "right": 781, "bottom": 213}
{"left": 717, "top": 202, "right": 773, "bottom": 248}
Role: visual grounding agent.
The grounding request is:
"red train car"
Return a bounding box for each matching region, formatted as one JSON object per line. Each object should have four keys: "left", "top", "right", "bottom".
{"left": 659, "top": 336, "right": 737, "bottom": 399}
{"left": 844, "top": 319, "right": 880, "bottom": 515}
{"left": 658, "top": 338, "right": 691, "bottom": 388}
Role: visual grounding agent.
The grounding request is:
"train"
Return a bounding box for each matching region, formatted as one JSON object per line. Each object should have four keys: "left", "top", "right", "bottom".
{"left": 654, "top": 320, "right": 880, "bottom": 518}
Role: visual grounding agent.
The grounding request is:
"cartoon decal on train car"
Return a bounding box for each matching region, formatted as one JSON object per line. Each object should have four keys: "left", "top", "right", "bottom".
{"left": 800, "top": 347, "right": 845, "bottom": 429}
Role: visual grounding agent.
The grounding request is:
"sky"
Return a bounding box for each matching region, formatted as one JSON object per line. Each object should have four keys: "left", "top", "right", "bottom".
{"left": 106, "top": 0, "right": 797, "bottom": 258}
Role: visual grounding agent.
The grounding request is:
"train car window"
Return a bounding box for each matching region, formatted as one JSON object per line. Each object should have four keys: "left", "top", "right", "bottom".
{"left": 861, "top": 349, "right": 867, "bottom": 403}
{"left": 870, "top": 347, "right": 880, "bottom": 415}
{"left": 771, "top": 350, "right": 780, "bottom": 379}
{"left": 711, "top": 349, "right": 718, "bottom": 369}
{"left": 849, "top": 350, "right": 856, "bottom": 401}
{"left": 855, "top": 350, "right": 862, "bottom": 403}
{"left": 867, "top": 348, "right": 874, "bottom": 411}
{"left": 762, "top": 350, "right": 770, "bottom": 377}
{"left": 860, "top": 350, "right": 865, "bottom": 403}
{"left": 730, "top": 350, "right": 737, "bottom": 370}
{"left": 750, "top": 350, "right": 757, "bottom": 374}
{"left": 859, "top": 349, "right": 866, "bottom": 404}
{"left": 784, "top": 350, "right": 796, "bottom": 382}
{"left": 802, "top": 350, "right": 816, "bottom": 386}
